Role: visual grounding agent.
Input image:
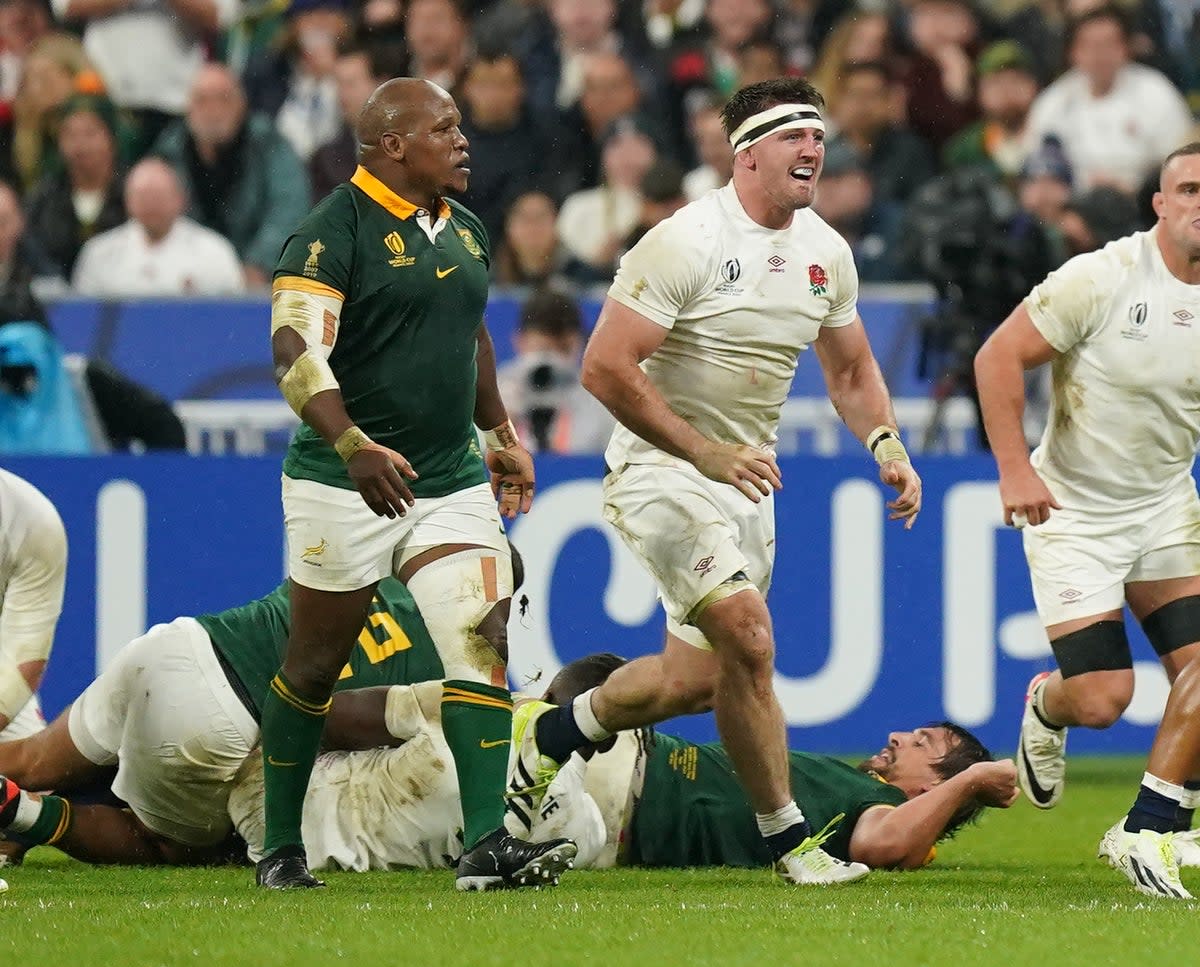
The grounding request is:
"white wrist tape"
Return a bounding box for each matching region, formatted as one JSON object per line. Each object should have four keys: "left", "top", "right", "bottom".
{"left": 482, "top": 419, "right": 520, "bottom": 452}
{"left": 866, "top": 425, "right": 910, "bottom": 466}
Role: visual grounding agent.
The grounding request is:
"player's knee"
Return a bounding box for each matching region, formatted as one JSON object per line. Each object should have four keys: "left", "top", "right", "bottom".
{"left": 1069, "top": 692, "right": 1130, "bottom": 729}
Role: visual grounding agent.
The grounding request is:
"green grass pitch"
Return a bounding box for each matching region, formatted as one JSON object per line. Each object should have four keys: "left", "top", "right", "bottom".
{"left": 2, "top": 758, "right": 1194, "bottom": 967}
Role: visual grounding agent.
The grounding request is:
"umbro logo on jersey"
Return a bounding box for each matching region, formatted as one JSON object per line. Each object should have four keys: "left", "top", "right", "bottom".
{"left": 768, "top": 254, "right": 786, "bottom": 272}
{"left": 1173, "top": 309, "right": 1194, "bottom": 326}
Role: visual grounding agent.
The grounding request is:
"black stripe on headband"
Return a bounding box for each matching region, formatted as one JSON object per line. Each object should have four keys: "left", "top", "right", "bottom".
{"left": 733, "top": 110, "right": 823, "bottom": 149}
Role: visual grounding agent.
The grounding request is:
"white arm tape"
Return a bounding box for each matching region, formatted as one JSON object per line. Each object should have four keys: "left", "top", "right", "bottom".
{"left": 271, "top": 288, "right": 344, "bottom": 361}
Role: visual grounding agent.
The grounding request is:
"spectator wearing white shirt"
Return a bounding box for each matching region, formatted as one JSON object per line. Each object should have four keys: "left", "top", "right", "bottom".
{"left": 72, "top": 158, "right": 244, "bottom": 296}
{"left": 50, "top": 0, "right": 239, "bottom": 156}
{"left": 1024, "top": 4, "right": 1194, "bottom": 194}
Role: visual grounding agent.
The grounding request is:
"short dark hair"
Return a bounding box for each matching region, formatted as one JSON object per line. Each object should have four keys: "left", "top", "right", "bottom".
{"left": 544, "top": 653, "right": 628, "bottom": 706}
{"left": 720, "top": 77, "right": 826, "bottom": 140}
{"left": 927, "top": 721, "right": 993, "bottom": 839}
{"left": 1162, "top": 141, "right": 1200, "bottom": 175}
{"left": 518, "top": 285, "right": 583, "bottom": 337}
{"left": 1066, "top": 4, "right": 1131, "bottom": 50}
{"left": 470, "top": 46, "right": 525, "bottom": 80}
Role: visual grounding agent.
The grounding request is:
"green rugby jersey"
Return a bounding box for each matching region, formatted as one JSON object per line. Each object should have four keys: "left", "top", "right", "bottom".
{"left": 275, "top": 165, "right": 491, "bottom": 498}
{"left": 196, "top": 577, "right": 446, "bottom": 718}
{"left": 627, "top": 734, "right": 906, "bottom": 867}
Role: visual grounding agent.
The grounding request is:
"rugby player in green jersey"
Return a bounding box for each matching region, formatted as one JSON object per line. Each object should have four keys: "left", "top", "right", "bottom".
{"left": 227, "top": 656, "right": 1020, "bottom": 874}
{"left": 263, "top": 74, "right": 567, "bottom": 890}
{"left": 0, "top": 579, "right": 454, "bottom": 866}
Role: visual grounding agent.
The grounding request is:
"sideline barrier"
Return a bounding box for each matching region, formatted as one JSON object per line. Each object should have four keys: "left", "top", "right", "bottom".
{"left": 5, "top": 454, "right": 1170, "bottom": 754}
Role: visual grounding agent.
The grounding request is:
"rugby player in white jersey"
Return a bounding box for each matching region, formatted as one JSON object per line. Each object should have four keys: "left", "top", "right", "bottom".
{"left": 0, "top": 469, "right": 65, "bottom": 742}
{"left": 502, "top": 77, "right": 922, "bottom": 887}
{"left": 975, "top": 142, "right": 1200, "bottom": 892}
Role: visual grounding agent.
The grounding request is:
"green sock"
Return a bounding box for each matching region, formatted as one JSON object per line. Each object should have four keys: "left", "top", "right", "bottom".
{"left": 441, "top": 680, "right": 513, "bottom": 850}
{"left": 7, "top": 795, "right": 70, "bottom": 847}
{"left": 261, "top": 671, "right": 331, "bottom": 856}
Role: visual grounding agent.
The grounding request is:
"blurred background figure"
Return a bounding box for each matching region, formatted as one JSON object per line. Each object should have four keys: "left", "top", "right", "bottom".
{"left": 813, "top": 141, "right": 908, "bottom": 283}
{"left": 495, "top": 285, "right": 613, "bottom": 454}
{"left": 152, "top": 64, "right": 309, "bottom": 290}
{"left": 459, "top": 48, "right": 548, "bottom": 247}
{"left": 944, "top": 41, "right": 1041, "bottom": 181}
{"left": 1024, "top": 4, "right": 1192, "bottom": 194}
{"left": 72, "top": 157, "right": 244, "bottom": 296}
{"left": 25, "top": 93, "right": 124, "bottom": 278}
{"left": 308, "top": 43, "right": 385, "bottom": 203}
{"left": 808, "top": 8, "right": 897, "bottom": 108}
{"left": 621, "top": 158, "right": 686, "bottom": 252}
{"left": 405, "top": 0, "right": 472, "bottom": 93}
{"left": 8, "top": 32, "right": 97, "bottom": 193}
{"left": 825, "top": 60, "right": 935, "bottom": 206}
{"left": 243, "top": 0, "right": 353, "bottom": 163}
{"left": 898, "top": 0, "right": 982, "bottom": 153}
{"left": 681, "top": 93, "right": 733, "bottom": 199}
{"left": 492, "top": 190, "right": 570, "bottom": 287}
{"left": 0, "top": 179, "right": 53, "bottom": 326}
{"left": 558, "top": 116, "right": 657, "bottom": 283}
{"left": 50, "top": 0, "right": 238, "bottom": 157}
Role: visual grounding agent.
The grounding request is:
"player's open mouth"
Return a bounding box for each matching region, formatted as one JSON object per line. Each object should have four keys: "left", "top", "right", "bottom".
{"left": 455, "top": 158, "right": 471, "bottom": 174}
{"left": 790, "top": 166, "right": 814, "bottom": 182}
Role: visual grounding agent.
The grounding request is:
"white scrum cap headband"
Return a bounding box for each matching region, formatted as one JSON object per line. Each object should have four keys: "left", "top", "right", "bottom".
{"left": 728, "top": 103, "right": 825, "bottom": 153}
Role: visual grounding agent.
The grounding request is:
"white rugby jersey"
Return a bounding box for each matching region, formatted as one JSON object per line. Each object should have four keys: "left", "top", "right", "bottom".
{"left": 604, "top": 182, "right": 858, "bottom": 470}
{"left": 0, "top": 468, "right": 66, "bottom": 723}
{"left": 1025, "top": 228, "right": 1200, "bottom": 510}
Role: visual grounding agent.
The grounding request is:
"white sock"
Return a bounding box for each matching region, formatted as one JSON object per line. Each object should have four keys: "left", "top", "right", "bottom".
{"left": 1031, "top": 679, "right": 1064, "bottom": 729}
{"left": 756, "top": 801, "right": 806, "bottom": 838}
{"left": 4, "top": 790, "right": 43, "bottom": 833}
{"left": 1142, "top": 771, "right": 1185, "bottom": 802}
{"left": 572, "top": 688, "right": 612, "bottom": 742}
{"left": 1182, "top": 786, "right": 1200, "bottom": 810}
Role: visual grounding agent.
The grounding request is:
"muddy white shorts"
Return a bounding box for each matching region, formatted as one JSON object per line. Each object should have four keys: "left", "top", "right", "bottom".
{"left": 282, "top": 477, "right": 508, "bottom": 592}
{"left": 602, "top": 461, "right": 775, "bottom": 649}
{"left": 1023, "top": 478, "right": 1200, "bottom": 627}
{"left": 68, "top": 617, "right": 259, "bottom": 847}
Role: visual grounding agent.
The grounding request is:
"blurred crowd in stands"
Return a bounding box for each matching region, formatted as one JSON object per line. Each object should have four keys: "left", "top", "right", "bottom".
{"left": 0, "top": 0, "right": 1198, "bottom": 453}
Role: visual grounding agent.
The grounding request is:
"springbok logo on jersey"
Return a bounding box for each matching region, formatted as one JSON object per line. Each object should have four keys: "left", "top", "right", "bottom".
{"left": 457, "top": 229, "right": 484, "bottom": 260}
{"left": 716, "top": 257, "right": 743, "bottom": 295}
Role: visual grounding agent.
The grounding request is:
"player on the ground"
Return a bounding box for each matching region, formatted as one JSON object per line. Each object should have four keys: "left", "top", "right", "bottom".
{"left": 0, "top": 578, "right": 451, "bottom": 865}
{"left": 974, "top": 144, "right": 1200, "bottom": 849}
{"left": 504, "top": 77, "right": 922, "bottom": 887}
{"left": 0, "top": 468, "right": 67, "bottom": 742}
{"left": 229, "top": 654, "right": 1018, "bottom": 874}
{"left": 263, "top": 74, "right": 571, "bottom": 890}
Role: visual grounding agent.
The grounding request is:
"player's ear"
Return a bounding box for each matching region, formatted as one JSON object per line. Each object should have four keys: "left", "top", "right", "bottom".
{"left": 381, "top": 131, "right": 406, "bottom": 162}
{"left": 1152, "top": 191, "right": 1166, "bottom": 220}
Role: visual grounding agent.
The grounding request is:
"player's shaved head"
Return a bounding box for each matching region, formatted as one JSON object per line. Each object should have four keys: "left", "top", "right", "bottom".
{"left": 1160, "top": 141, "right": 1200, "bottom": 190}
{"left": 357, "top": 77, "right": 450, "bottom": 148}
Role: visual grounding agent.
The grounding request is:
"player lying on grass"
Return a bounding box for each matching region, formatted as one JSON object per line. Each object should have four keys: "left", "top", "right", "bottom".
{"left": 0, "top": 577, "right": 572, "bottom": 886}
{"left": 228, "top": 655, "right": 1020, "bottom": 873}
{"left": 1096, "top": 651, "right": 1200, "bottom": 899}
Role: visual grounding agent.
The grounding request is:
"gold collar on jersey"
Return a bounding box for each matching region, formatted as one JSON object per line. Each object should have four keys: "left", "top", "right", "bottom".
{"left": 351, "top": 166, "right": 452, "bottom": 221}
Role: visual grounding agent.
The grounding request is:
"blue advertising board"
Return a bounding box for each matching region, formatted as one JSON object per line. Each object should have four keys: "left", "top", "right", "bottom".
{"left": 3, "top": 454, "right": 1170, "bottom": 756}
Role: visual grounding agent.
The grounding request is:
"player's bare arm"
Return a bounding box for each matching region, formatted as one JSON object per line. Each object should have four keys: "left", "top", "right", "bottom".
{"left": 581, "top": 298, "right": 782, "bottom": 503}
{"left": 974, "top": 305, "right": 1061, "bottom": 526}
{"left": 813, "top": 317, "right": 921, "bottom": 528}
{"left": 473, "top": 323, "right": 535, "bottom": 519}
{"left": 848, "top": 759, "right": 1019, "bottom": 869}
{"left": 270, "top": 293, "right": 418, "bottom": 519}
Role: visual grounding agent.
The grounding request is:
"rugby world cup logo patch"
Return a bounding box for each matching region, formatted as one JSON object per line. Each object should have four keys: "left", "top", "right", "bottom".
{"left": 721, "top": 258, "right": 741, "bottom": 284}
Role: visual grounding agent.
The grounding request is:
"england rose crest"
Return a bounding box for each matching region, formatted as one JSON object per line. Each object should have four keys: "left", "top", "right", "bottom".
{"left": 808, "top": 263, "right": 828, "bottom": 296}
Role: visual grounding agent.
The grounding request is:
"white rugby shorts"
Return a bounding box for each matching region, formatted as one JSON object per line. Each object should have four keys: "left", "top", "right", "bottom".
{"left": 68, "top": 617, "right": 258, "bottom": 847}
{"left": 1023, "top": 478, "right": 1200, "bottom": 627}
{"left": 602, "top": 461, "right": 775, "bottom": 649}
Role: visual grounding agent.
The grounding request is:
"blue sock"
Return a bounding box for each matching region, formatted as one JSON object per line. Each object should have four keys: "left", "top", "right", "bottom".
{"left": 1126, "top": 784, "right": 1181, "bottom": 834}
{"left": 1176, "top": 780, "right": 1200, "bottom": 832}
{"left": 534, "top": 704, "right": 590, "bottom": 764}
